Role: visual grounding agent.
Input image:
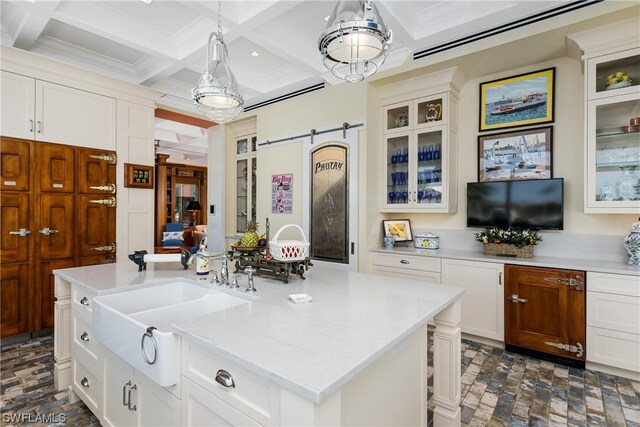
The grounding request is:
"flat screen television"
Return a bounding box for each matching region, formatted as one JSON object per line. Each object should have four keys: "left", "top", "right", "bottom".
{"left": 467, "top": 178, "right": 564, "bottom": 230}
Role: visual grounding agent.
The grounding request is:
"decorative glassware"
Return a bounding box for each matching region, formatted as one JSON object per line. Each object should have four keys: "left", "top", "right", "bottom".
{"left": 616, "top": 166, "right": 639, "bottom": 200}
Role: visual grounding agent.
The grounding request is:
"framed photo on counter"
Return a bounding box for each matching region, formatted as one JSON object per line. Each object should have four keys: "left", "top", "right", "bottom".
{"left": 382, "top": 219, "right": 413, "bottom": 242}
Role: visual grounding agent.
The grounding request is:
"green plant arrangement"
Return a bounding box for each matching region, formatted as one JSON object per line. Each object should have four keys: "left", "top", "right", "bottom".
{"left": 474, "top": 228, "right": 542, "bottom": 248}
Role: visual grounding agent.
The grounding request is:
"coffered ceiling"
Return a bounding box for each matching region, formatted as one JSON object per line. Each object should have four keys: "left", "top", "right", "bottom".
{"left": 3, "top": 0, "right": 577, "bottom": 116}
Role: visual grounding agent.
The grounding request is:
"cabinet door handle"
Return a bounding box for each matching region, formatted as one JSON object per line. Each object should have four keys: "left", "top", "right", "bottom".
{"left": 90, "top": 243, "right": 116, "bottom": 253}
{"left": 400, "top": 259, "right": 410, "bottom": 264}
{"left": 89, "top": 154, "right": 117, "bottom": 164}
{"left": 89, "top": 197, "right": 116, "bottom": 208}
{"left": 80, "top": 332, "right": 90, "bottom": 342}
{"left": 80, "top": 297, "right": 90, "bottom": 306}
{"left": 80, "top": 377, "right": 90, "bottom": 388}
{"left": 508, "top": 294, "right": 528, "bottom": 303}
{"left": 215, "top": 370, "right": 235, "bottom": 388}
{"left": 29, "top": 119, "right": 34, "bottom": 133}
{"left": 89, "top": 184, "right": 116, "bottom": 194}
{"left": 123, "top": 380, "right": 131, "bottom": 407}
{"left": 37, "top": 121, "right": 42, "bottom": 134}
{"left": 498, "top": 272, "right": 503, "bottom": 285}
{"left": 127, "top": 384, "right": 137, "bottom": 411}
{"left": 39, "top": 228, "right": 60, "bottom": 236}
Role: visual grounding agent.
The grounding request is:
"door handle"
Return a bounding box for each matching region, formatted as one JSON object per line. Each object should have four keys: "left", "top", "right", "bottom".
{"left": 29, "top": 119, "right": 34, "bottom": 133}
{"left": 89, "top": 154, "right": 117, "bottom": 164}
{"left": 89, "top": 197, "right": 116, "bottom": 207}
{"left": 122, "top": 380, "right": 131, "bottom": 407}
{"left": 9, "top": 229, "right": 31, "bottom": 237}
{"left": 127, "top": 384, "right": 137, "bottom": 411}
{"left": 90, "top": 243, "right": 116, "bottom": 253}
{"left": 498, "top": 272, "right": 503, "bottom": 285}
{"left": 39, "top": 228, "right": 60, "bottom": 236}
{"left": 508, "top": 294, "right": 528, "bottom": 303}
{"left": 89, "top": 184, "right": 116, "bottom": 194}
{"left": 37, "top": 121, "right": 42, "bottom": 134}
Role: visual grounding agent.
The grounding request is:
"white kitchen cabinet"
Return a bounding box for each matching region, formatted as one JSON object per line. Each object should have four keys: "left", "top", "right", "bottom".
{"left": 568, "top": 19, "right": 640, "bottom": 213}
{"left": 372, "top": 252, "right": 442, "bottom": 283}
{"left": 441, "top": 258, "right": 504, "bottom": 341}
{"left": 0, "top": 71, "right": 116, "bottom": 149}
{"left": 379, "top": 68, "right": 463, "bottom": 214}
{"left": 586, "top": 272, "right": 640, "bottom": 378}
{"left": 102, "top": 348, "right": 181, "bottom": 427}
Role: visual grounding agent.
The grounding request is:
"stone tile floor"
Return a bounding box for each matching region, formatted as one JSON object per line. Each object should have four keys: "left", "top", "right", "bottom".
{"left": 1, "top": 334, "right": 639, "bottom": 426}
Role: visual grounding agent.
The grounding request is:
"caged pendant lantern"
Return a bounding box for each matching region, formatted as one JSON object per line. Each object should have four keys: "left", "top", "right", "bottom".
{"left": 191, "top": 0, "right": 244, "bottom": 123}
{"left": 318, "top": 0, "right": 392, "bottom": 83}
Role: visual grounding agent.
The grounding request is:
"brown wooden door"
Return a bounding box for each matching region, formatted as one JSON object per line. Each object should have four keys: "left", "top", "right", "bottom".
{"left": 0, "top": 263, "right": 30, "bottom": 337}
{"left": 505, "top": 265, "right": 586, "bottom": 361}
{"left": 37, "top": 258, "right": 73, "bottom": 331}
{"left": 0, "top": 137, "right": 31, "bottom": 191}
{"left": 0, "top": 192, "right": 31, "bottom": 263}
{"left": 75, "top": 194, "right": 116, "bottom": 258}
{"left": 77, "top": 148, "right": 116, "bottom": 194}
{"left": 39, "top": 143, "right": 74, "bottom": 192}
{"left": 77, "top": 254, "right": 116, "bottom": 266}
{"left": 39, "top": 194, "right": 74, "bottom": 260}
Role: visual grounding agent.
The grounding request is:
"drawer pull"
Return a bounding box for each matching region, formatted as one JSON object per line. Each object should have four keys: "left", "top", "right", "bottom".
{"left": 80, "top": 297, "right": 90, "bottom": 306}
{"left": 400, "top": 259, "right": 410, "bottom": 264}
{"left": 9, "top": 229, "right": 30, "bottom": 237}
{"left": 215, "top": 369, "right": 235, "bottom": 388}
{"left": 123, "top": 380, "right": 131, "bottom": 407}
{"left": 80, "top": 332, "right": 90, "bottom": 342}
{"left": 141, "top": 327, "right": 158, "bottom": 365}
{"left": 127, "top": 384, "right": 137, "bottom": 411}
{"left": 89, "top": 197, "right": 117, "bottom": 208}
{"left": 39, "top": 228, "right": 59, "bottom": 236}
{"left": 89, "top": 154, "right": 117, "bottom": 164}
{"left": 89, "top": 184, "right": 116, "bottom": 194}
{"left": 80, "top": 377, "right": 90, "bottom": 388}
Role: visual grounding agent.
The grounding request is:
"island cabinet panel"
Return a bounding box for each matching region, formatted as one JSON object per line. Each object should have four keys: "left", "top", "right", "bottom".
{"left": 39, "top": 143, "right": 74, "bottom": 192}
{"left": 0, "top": 264, "right": 31, "bottom": 337}
{"left": 441, "top": 259, "right": 504, "bottom": 341}
{"left": 0, "top": 137, "right": 31, "bottom": 191}
{"left": 505, "top": 265, "right": 586, "bottom": 363}
{"left": 0, "top": 192, "right": 31, "bottom": 264}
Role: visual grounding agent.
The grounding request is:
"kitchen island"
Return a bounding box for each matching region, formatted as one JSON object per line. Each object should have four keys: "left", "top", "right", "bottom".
{"left": 54, "top": 262, "right": 465, "bottom": 426}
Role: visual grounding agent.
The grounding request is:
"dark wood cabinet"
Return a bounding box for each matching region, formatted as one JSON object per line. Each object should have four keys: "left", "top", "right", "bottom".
{"left": 505, "top": 264, "right": 586, "bottom": 365}
{"left": 0, "top": 137, "right": 116, "bottom": 338}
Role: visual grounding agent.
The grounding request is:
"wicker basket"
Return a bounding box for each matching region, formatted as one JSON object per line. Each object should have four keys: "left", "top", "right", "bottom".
{"left": 483, "top": 243, "right": 533, "bottom": 258}
{"left": 269, "top": 224, "right": 310, "bottom": 262}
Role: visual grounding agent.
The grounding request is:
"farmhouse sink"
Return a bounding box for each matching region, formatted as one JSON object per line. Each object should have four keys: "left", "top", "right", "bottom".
{"left": 93, "top": 281, "right": 249, "bottom": 386}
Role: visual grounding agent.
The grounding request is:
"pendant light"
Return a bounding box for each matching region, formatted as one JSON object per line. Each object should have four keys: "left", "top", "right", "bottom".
{"left": 192, "top": 0, "right": 244, "bottom": 123}
{"left": 318, "top": 0, "right": 392, "bottom": 83}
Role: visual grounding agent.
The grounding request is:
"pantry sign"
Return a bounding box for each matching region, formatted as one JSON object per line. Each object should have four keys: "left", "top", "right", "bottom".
{"left": 272, "top": 174, "right": 293, "bottom": 214}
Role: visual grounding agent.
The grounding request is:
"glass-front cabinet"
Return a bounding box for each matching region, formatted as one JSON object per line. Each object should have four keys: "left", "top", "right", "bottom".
{"left": 571, "top": 23, "right": 640, "bottom": 213}
{"left": 235, "top": 134, "right": 258, "bottom": 232}
{"left": 382, "top": 90, "right": 458, "bottom": 212}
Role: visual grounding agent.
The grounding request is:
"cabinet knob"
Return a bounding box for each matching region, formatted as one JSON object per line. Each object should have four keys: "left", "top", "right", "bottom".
{"left": 400, "top": 259, "right": 410, "bottom": 264}
{"left": 80, "top": 332, "right": 90, "bottom": 342}
{"left": 80, "top": 297, "right": 90, "bottom": 306}
{"left": 215, "top": 369, "right": 235, "bottom": 388}
{"left": 80, "top": 377, "right": 90, "bottom": 388}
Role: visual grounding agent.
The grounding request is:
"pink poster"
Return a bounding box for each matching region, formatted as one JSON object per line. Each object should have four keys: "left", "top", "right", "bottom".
{"left": 272, "top": 174, "right": 293, "bottom": 214}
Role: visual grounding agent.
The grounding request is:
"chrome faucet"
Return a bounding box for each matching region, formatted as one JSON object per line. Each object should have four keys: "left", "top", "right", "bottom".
{"left": 244, "top": 266, "right": 257, "bottom": 293}
{"left": 188, "top": 250, "right": 230, "bottom": 286}
{"left": 220, "top": 252, "right": 229, "bottom": 286}
{"left": 210, "top": 270, "right": 220, "bottom": 285}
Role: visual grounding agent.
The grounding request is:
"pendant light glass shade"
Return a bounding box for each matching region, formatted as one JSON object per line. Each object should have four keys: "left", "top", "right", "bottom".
{"left": 318, "top": 0, "right": 392, "bottom": 83}
{"left": 192, "top": 32, "right": 244, "bottom": 123}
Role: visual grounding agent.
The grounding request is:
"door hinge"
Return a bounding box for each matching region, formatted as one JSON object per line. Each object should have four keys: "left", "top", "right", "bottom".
{"left": 89, "top": 197, "right": 117, "bottom": 208}
{"left": 544, "top": 341, "right": 584, "bottom": 358}
{"left": 543, "top": 275, "right": 583, "bottom": 291}
{"left": 89, "top": 153, "right": 117, "bottom": 164}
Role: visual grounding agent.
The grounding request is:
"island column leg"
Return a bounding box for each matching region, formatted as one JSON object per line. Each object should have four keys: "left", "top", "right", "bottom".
{"left": 433, "top": 298, "right": 461, "bottom": 426}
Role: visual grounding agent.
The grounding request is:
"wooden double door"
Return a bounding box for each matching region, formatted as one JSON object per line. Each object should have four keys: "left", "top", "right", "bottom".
{"left": 0, "top": 137, "right": 116, "bottom": 338}
{"left": 505, "top": 264, "right": 586, "bottom": 363}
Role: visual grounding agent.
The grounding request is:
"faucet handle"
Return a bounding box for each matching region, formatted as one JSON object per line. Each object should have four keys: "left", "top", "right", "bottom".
{"left": 244, "top": 267, "right": 257, "bottom": 293}
{"left": 244, "top": 266, "right": 256, "bottom": 277}
{"left": 230, "top": 275, "right": 241, "bottom": 289}
{"left": 210, "top": 270, "right": 220, "bottom": 285}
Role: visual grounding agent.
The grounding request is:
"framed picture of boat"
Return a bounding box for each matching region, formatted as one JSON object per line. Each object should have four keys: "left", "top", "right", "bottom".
{"left": 479, "top": 68, "right": 555, "bottom": 132}
{"left": 478, "top": 126, "right": 553, "bottom": 182}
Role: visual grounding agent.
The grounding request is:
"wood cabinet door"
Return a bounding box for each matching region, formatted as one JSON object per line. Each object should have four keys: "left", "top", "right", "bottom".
{"left": 0, "top": 71, "right": 35, "bottom": 140}
{"left": 35, "top": 80, "right": 116, "bottom": 149}
{"left": 38, "top": 258, "right": 73, "bottom": 331}
{"left": 39, "top": 143, "right": 74, "bottom": 193}
{"left": 505, "top": 265, "right": 586, "bottom": 361}
{"left": 0, "top": 263, "right": 30, "bottom": 338}
{"left": 76, "top": 148, "right": 116, "bottom": 194}
{"left": 75, "top": 195, "right": 116, "bottom": 258}
{"left": 0, "top": 138, "right": 31, "bottom": 191}
{"left": 39, "top": 194, "right": 74, "bottom": 260}
{"left": 0, "top": 192, "right": 31, "bottom": 263}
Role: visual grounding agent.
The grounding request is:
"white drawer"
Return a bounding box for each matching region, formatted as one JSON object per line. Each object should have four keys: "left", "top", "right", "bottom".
{"left": 72, "top": 315, "right": 101, "bottom": 366}
{"left": 73, "top": 352, "right": 102, "bottom": 416}
{"left": 587, "top": 291, "right": 640, "bottom": 334}
{"left": 182, "top": 342, "right": 279, "bottom": 426}
{"left": 372, "top": 266, "right": 441, "bottom": 283}
{"left": 587, "top": 272, "right": 639, "bottom": 297}
{"left": 587, "top": 326, "right": 640, "bottom": 372}
{"left": 72, "top": 286, "right": 96, "bottom": 318}
{"left": 372, "top": 253, "right": 441, "bottom": 273}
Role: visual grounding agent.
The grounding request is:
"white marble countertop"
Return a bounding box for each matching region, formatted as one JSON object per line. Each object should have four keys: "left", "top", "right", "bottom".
{"left": 371, "top": 247, "right": 640, "bottom": 276}
{"left": 55, "top": 262, "right": 464, "bottom": 403}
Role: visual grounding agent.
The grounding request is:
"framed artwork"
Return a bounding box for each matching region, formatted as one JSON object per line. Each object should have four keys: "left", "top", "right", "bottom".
{"left": 478, "top": 126, "right": 553, "bottom": 183}
{"left": 382, "top": 219, "right": 413, "bottom": 242}
{"left": 479, "top": 67, "right": 555, "bottom": 132}
{"left": 124, "top": 163, "right": 154, "bottom": 189}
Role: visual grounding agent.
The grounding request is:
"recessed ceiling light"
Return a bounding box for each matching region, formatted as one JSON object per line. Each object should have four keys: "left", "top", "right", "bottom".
{"left": 251, "top": 51, "right": 259, "bottom": 57}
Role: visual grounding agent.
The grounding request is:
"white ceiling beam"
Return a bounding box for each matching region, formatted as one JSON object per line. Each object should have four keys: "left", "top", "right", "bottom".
{"left": 12, "top": 1, "right": 60, "bottom": 50}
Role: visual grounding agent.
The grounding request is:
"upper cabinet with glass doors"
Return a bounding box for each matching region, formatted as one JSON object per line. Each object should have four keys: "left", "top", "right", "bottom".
{"left": 379, "top": 68, "right": 463, "bottom": 213}
{"left": 569, "top": 19, "right": 640, "bottom": 213}
{"left": 235, "top": 134, "right": 258, "bottom": 232}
